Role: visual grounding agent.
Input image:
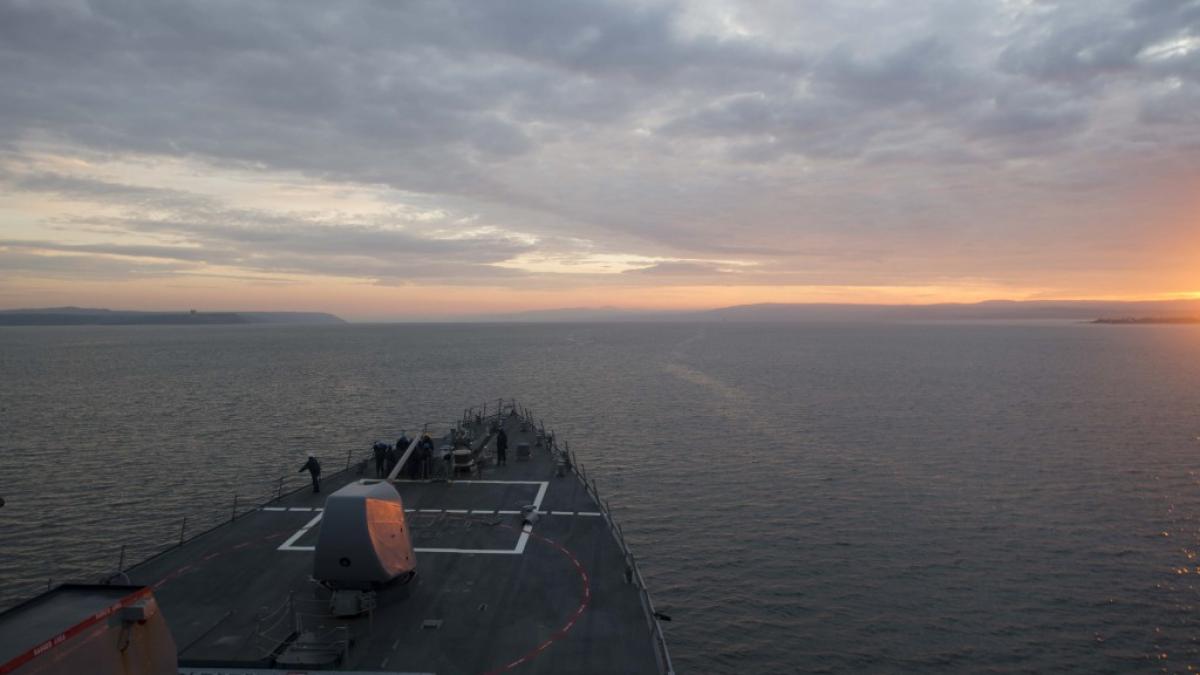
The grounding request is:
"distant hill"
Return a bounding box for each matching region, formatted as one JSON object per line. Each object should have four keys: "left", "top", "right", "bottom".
{"left": 690, "top": 299, "right": 1200, "bottom": 322}
{"left": 0, "top": 307, "right": 345, "bottom": 326}
{"left": 447, "top": 307, "right": 671, "bottom": 322}
{"left": 435, "top": 299, "right": 1200, "bottom": 323}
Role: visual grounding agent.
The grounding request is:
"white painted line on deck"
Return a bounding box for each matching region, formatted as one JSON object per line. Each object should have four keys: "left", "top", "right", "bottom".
{"left": 261, "top": 507, "right": 286, "bottom": 512}
{"left": 392, "top": 479, "right": 548, "bottom": 485}
{"left": 514, "top": 523, "right": 533, "bottom": 555}
{"left": 471, "top": 509, "right": 495, "bottom": 515}
{"left": 445, "top": 509, "right": 469, "bottom": 514}
{"left": 532, "top": 481, "right": 549, "bottom": 511}
{"left": 277, "top": 512, "right": 324, "bottom": 551}
{"left": 497, "top": 510, "right": 520, "bottom": 515}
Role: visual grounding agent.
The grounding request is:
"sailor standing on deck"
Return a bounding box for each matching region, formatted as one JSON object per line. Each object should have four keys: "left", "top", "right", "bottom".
{"left": 373, "top": 441, "right": 387, "bottom": 478}
{"left": 496, "top": 428, "right": 508, "bottom": 466}
{"left": 393, "top": 431, "right": 410, "bottom": 475}
{"left": 299, "top": 455, "right": 321, "bottom": 493}
{"left": 384, "top": 443, "right": 398, "bottom": 476}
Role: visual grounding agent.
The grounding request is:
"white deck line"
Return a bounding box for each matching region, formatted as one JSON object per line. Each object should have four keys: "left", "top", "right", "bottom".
{"left": 277, "top": 512, "right": 324, "bottom": 551}
{"left": 391, "top": 479, "right": 547, "bottom": 485}
{"left": 531, "top": 481, "right": 549, "bottom": 511}
{"left": 514, "top": 523, "right": 533, "bottom": 554}
{"left": 273, "top": 480, "right": 554, "bottom": 555}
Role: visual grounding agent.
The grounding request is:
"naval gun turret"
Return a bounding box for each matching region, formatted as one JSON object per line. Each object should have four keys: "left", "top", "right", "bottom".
{"left": 313, "top": 479, "right": 415, "bottom": 614}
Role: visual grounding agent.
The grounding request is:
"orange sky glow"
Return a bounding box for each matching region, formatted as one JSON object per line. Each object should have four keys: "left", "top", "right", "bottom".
{"left": 2, "top": 2, "right": 1199, "bottom": 320}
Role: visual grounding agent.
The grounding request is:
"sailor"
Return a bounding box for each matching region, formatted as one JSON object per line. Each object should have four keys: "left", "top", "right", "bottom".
{"left": 299, "top": 455, "right": 321, "bottom": 493}
{"left": 372, "top": 441, "right": 387, "bottom": 478}
{"left": 404, "top": 435, "right": 422, "bottom": 479}
{"left": 417, "top": 439, "right": 432, "bottom": 479}
{"left": 496, "top": 428, "right": 508, "bottom": 466}
{"left": 395, "top": 431, "right": 411, "bottom": 472}
{"left": 385, "top": 443, "right": 398, "bottom": 475}
{"left": 415, "top": 434, "right": 433, "bottom": 478}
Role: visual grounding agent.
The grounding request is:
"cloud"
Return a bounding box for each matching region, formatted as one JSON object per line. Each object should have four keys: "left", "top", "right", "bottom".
{"left": 2, "top": 0, "right": 1199, "bottom": 306}
{"left": 623, "top": 260, "right": 737, "bottom": 276}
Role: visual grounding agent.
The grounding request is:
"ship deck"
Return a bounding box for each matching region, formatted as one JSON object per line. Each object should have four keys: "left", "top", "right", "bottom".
{"left": 122, "top": 410, "right": 667, "bottom": 674}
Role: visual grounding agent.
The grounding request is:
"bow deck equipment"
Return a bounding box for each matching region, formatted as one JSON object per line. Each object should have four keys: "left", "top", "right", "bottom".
{"left": 0, "top": 402, "right": 673, "bottom": 675}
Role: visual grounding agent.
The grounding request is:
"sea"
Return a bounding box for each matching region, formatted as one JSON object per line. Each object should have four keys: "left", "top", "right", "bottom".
{"left": 2, "top": 321, "right": 1200, "bottom": 673}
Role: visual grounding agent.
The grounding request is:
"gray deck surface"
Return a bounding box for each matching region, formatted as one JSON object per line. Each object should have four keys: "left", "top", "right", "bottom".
{"left": 122, "top": 413, "right": 662, "bottom": 674}
{"left": 0, "top": 585, "right": 136, "bottom": 665}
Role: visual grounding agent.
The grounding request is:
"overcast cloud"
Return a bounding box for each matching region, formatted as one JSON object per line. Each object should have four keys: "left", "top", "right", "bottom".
{"left": 1, "top": 0, "right": 1198, "bottom": 310}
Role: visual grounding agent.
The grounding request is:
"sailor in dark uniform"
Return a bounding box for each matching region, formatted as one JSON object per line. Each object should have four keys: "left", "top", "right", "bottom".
{"left": 496, "top": 428, "right": 508, "bottom": 466}
{"left": 299, "top": 455, "right": 321, "bottom": 493}
{"left": 373, "top": 441, "right": 387, "bottom": 477}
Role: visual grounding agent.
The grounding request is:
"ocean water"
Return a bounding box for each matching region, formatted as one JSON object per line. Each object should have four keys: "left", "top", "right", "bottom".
{"left": 2, "top": 321, "right": 1200, "bottom": 673}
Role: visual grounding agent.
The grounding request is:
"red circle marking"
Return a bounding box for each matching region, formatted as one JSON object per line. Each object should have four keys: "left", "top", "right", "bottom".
{"left": 480, "top": 527, "right": 592, "bottom": 675}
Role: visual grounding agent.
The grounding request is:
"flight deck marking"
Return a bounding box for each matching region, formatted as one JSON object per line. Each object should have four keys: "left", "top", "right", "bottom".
{"left": 277, "top": 512, "right": 324, "bottom": 551}
{"left": 272, "top": 480, "right": 552, "bottom": 555}
{"left": 480, "top": 526, "right": 592, "bottom": 675}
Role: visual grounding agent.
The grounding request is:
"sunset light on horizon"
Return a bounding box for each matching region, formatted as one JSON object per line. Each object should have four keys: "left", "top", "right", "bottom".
{"left": 2, "top": 1, "right": 1199, "bottom": 320}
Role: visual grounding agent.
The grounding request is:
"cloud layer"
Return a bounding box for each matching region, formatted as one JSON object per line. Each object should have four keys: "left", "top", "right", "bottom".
{"left": 2, "top": 0, "right": 1198, "bottom": 312}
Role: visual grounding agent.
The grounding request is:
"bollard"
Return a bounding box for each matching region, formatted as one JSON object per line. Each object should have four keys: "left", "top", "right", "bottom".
{"left": 277, "top": 476, "right": 285, "bottom": 500}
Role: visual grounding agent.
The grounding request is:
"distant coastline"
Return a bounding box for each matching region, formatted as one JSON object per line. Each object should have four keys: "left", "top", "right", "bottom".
{"left": 0, "top": 307, "right": 344, "bottom": 326}
{"left": 1092, "top": 317, "right": 1200, "bottom": 325}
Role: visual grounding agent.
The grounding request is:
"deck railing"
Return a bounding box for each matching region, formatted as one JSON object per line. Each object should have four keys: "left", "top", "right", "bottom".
{"left": 92, "top": 447, "right": 378, "bottom": 590}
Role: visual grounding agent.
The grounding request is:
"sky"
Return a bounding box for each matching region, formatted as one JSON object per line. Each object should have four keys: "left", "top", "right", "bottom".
{"left": 1, "top": 0, "right": 1198, "bottom": 320}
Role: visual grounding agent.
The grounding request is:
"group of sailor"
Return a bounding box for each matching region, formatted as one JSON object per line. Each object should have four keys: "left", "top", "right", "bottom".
{"left": 372, "top": 432, "right": 437, "bottom": 479}
{"left": 298, "top": 425, "right": 510, "bottom": 496}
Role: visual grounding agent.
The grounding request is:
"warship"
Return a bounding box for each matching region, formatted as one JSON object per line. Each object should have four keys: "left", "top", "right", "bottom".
{"left": 0, "top": 401, "right": 674, "bottom": 674}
